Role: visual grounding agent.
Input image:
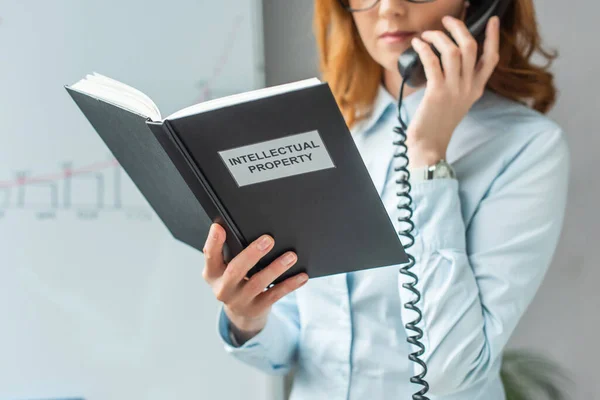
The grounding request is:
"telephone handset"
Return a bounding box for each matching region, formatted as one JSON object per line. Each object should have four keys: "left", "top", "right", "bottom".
{"left": 398, "top": 0, "right": 512, "bottom": 87}
{"left": 394, "top": 1, "right": 512, "bottom": 398}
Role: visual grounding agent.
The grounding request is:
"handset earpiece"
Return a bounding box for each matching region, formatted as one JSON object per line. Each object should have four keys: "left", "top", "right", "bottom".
{"left": 398, "top": 0, "right": 510, "bottom": 88}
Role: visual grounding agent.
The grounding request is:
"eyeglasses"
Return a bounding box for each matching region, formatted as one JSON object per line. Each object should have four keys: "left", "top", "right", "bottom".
{"left": 338, "top": 0, "right": 436, "bottom": 13}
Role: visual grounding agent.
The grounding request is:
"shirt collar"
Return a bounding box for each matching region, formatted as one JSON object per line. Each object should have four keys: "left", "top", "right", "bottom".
{"left": 351, "top": 83, "right": 427, "bottom": 136}
{"left": 350, "top": 83, "right": 427, "bottom": 196}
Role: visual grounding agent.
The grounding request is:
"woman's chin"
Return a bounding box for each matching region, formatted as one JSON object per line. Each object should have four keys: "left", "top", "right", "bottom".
{"left": 381, "top": 56, "right": 406, "bottom": 74}
{"left": 381, "top": 48, "right": 411, "bottom": 64}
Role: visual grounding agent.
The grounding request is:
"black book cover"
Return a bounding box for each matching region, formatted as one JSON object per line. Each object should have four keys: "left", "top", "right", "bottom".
{"left": 65, "top": 82, "right": 407, "bottom": 286}
{"left": 64, "top": 87, "right": 245, "bottom": 260}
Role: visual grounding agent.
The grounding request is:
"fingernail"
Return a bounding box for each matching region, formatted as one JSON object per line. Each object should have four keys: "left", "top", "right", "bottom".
{"left": 257, "top": 235, "right": 273, "bottom": 251}
{"left": 282, "top": 252, "right": 296, "bottom": 266}
{"left": 296, "top": 274, "right": 308, "bottom": 284}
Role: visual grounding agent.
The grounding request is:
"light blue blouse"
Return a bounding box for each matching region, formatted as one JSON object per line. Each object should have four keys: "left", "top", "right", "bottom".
{"left": 215, "top": 84, "right": 570, "bottom": 400}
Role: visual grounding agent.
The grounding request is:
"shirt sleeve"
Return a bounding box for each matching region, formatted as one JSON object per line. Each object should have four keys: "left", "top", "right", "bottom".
{"left": 398, "top": 127, "right": 570, "bottom": 396}
{"left": 216, "top": 290, "right": 300, "bottom": 376}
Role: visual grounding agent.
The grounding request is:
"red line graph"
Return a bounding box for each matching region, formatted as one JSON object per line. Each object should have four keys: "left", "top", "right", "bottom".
{"left": 0, "top": 159, "right": 119, "bottom": 189}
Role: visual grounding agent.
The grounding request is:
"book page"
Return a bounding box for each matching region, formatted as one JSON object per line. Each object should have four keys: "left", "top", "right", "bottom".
{"left": 165, "top": 77, "right": 322, "bottom": 120}
{"left": 69, "top": 73, "right": 322, "bottom": 122}
{"left": 69, "top": 72, "right": 162, "bottom": 121}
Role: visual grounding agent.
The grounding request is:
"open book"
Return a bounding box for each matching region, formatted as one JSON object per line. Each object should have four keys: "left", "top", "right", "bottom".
{"left": 65, "top": 73, "right": 407, "bottom": 285}
{"left": 70, "top": 72, "right": 322, "bottom": 122}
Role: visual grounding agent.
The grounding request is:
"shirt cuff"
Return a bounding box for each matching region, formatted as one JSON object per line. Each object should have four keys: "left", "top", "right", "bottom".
{"left": 408, "top": 178, "right": 466, "bottom": 253}
{"left": 216, "top": 303, "right": 274, "bottom": 353}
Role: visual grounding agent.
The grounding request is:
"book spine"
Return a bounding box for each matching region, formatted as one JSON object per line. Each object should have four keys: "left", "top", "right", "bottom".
{"left": 148, "top": 120, "right": 246, "bottom": 262}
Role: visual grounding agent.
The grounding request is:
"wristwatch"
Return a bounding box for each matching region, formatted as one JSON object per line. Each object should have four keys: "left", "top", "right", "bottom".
{"left": 408, "top": 159, "right": 456, "bottom": 182}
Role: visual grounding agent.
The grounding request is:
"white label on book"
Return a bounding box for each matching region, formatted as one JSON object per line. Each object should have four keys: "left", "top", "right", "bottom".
{"left": 218, "top": 129, "right": 335, "bottom": 187}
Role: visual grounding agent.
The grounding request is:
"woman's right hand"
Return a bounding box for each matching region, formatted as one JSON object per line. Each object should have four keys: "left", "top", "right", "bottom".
{"left": 202, "top": 223, "right": 309, "bottom": 343}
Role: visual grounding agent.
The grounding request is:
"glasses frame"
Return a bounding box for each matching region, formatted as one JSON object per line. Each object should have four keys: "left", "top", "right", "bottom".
{"left": 337, "top": 0, "right": 437, "bottom": 13}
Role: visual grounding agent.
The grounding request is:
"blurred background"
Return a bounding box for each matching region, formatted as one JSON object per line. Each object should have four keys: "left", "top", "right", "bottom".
{"left": 0, "top": 1, "right": 275, "bottom": 399}
{"left": 1, "top": 0, "right": 597, "bottom": 399}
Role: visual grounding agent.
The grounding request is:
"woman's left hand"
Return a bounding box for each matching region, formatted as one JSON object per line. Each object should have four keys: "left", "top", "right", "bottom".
{"left": 406, "top": 15, "right": 501, "bottom": 168}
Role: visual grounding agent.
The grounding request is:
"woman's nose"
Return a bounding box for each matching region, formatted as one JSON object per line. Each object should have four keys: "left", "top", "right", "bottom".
{"left": 377, "top": 0, "right": 409, "bottom": 17}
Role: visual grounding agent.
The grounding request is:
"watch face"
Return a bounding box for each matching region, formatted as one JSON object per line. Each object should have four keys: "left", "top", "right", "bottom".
{"left": 437, "top": 164, "right": 450, "bottom": 177}
{"left": 414, "top": 161, "right": 455, "bottom": 181}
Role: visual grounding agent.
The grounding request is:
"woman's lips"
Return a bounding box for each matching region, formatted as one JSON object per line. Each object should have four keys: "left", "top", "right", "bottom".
{"left": 379, "top": 31, "right": 417, "bottom": 44}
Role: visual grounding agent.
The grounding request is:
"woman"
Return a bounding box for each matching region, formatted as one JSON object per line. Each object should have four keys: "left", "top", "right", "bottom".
{"left": 202, "top": 0, "right": 569, "bottom": 399}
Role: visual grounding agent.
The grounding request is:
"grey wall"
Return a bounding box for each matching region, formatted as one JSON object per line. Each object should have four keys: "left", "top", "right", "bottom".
{"left": 263, "top": 1, "right": 319, "bottom": 86}
{"left": 262, "top": 0, "right": 599, "bottom": 398}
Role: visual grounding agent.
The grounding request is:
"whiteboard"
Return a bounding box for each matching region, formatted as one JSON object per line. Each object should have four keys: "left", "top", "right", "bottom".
{"left": 0, "top": 1, "right": 280, "bottom": 399}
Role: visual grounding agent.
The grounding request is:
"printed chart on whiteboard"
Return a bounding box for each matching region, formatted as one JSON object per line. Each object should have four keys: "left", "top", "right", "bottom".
{"left": 0, "top": 1, "right": 280, "bottom": 400}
